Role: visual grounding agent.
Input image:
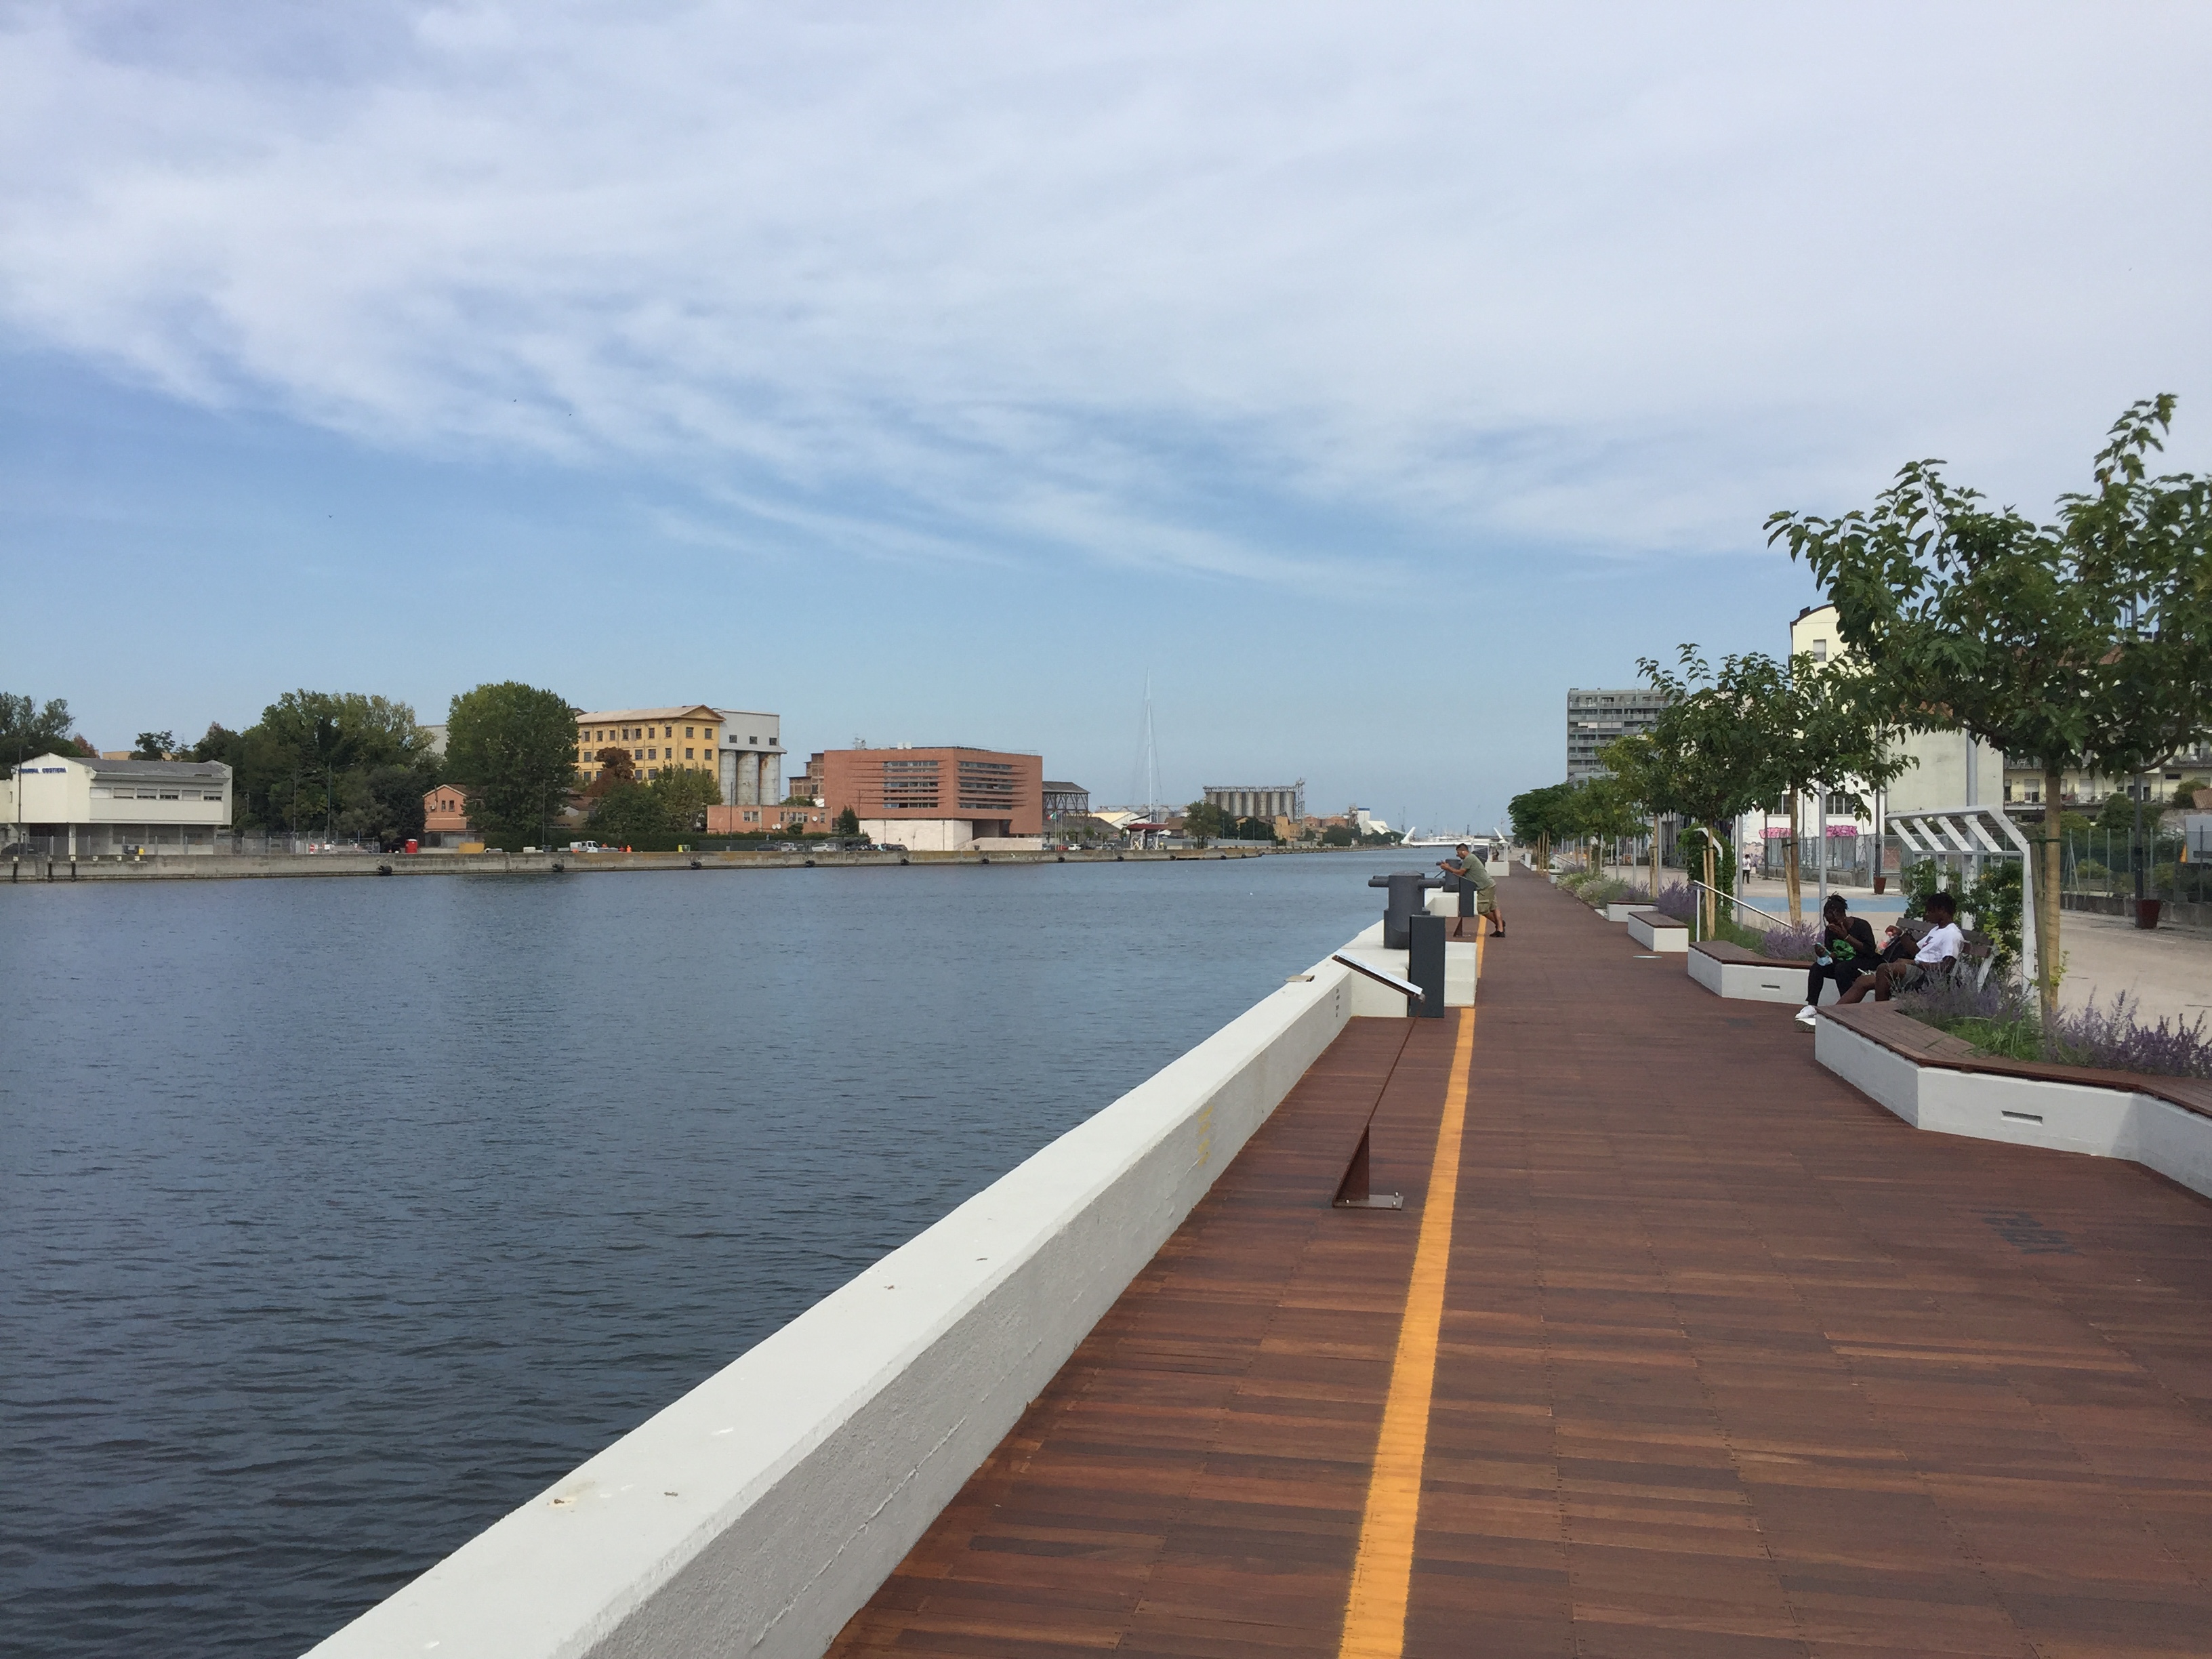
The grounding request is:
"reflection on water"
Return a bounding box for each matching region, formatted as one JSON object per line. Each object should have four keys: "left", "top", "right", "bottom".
{"left": 0, "top": 852, "right": 1407, "bottom": 1658}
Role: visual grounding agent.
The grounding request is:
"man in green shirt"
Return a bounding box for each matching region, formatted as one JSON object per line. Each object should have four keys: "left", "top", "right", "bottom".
{"left": 1439, "top": 843, "right": 1503, "bottom": 939}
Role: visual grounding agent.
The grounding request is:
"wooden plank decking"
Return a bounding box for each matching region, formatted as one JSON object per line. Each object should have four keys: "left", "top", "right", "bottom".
{"left": 829, "top": 876, "right": 2212, "bottom": 1657}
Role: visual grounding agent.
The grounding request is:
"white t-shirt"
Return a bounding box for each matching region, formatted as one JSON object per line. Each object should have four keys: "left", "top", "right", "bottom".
{"left": 1914, "top": 921, "right": 1964, "bottom": 965}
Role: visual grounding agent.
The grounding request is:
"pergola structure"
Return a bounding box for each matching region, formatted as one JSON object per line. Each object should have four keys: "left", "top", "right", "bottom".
{"left": 1885, "top": 803, "right": 2037, "bottom": 986}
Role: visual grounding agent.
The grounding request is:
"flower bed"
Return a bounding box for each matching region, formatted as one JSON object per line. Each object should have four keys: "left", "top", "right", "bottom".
{"left": 1896, "top": 980, "right": 2212, "bottom": 1081}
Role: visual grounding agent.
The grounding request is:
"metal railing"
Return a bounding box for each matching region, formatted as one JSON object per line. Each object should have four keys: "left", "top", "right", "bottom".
{"left": 1683, "top": 878, "right": 1795, "bottom": 940}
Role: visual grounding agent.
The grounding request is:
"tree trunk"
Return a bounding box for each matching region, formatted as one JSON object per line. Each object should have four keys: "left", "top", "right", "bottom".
{"left": 1784, "top": 790, "right": 1803, "bottom": 924}
{"left": 1651, "top": 830, "right": 1660, "bottom": 899}
{"left": 2039, "top": 766, "right": 2064, "bottom": 1021}
{"left": 1701, "top": 836, "right": 1715, "bottom": 937}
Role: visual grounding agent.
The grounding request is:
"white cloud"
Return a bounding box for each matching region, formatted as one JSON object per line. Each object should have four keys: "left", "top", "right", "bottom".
{"left": 3, "top": 0, "right": 2209, "bottom": 577}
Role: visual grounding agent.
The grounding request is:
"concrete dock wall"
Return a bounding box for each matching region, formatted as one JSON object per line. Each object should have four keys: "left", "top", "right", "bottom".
{"left": 306, "top": 944, "right": 1372, "bottom": 1659}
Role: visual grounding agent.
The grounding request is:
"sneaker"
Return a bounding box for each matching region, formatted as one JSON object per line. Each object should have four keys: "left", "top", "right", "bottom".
{"left": 1794, "top": 1006, "right": 1818, "bottom": 1028}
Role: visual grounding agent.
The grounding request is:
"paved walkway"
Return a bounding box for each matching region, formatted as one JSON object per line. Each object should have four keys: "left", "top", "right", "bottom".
{"left": 830, "top": 876, "right": 2212, "bottom": 1657}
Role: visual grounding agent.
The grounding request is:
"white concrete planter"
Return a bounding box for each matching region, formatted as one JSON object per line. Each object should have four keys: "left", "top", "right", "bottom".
{"left": 1686, "top": 943, "right": 1827, "bottom": 1004}
{"left": 308, "top": 940, "right": 1383, "bottom": 1659}
{"left": 1338, "top": 918, "right": 1479, "bottom": 1009}
{"left": 1816, "top": 1013, "right": 2212, "bottom": 1202}
{"left": 1600, "top": 901, "right": 1646, "bottom": 923}
{"left": 1625, "top": 909, "right": 1688, "bottom": 952}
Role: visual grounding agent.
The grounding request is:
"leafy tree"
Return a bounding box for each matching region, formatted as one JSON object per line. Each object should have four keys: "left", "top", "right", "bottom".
{"left": 1571, "top": 767, "right": 1648, "bottom": 881}
{"left": 132, "top": 730, "right": 178, "bottom": 760}
{"left": 218, "top": 692, "right": 438, "bottom": 843}
{"left": 1182, "top": 800, "right": 1227, "bottom": 842}
{"left": 1320, "top": 823, "right": 1356, "bottom": 847}
{"left": 1507, "top": 781, "right": 1580, "bottom": 867}
{"left": 1637, "top": 648, "right": 1781, "bottom": 931}
{"left": 1758, "top": 653, "right": 1910, "bottom": 922}
{"left": 445, "top": 682, "right": 578, "bottom": 851}
{"left": 188, "top": 723, "right": 239, "bottom": 763}
{"left": 834, "top": 805, "right": 861, "bottom": 836}
{"left": 587, "top": 781, "right": 669, "bottom": 842}
{"left": 1595, "top": 734, "right": 1668, "bottom": 897}
{"left": 650, "top": 765, "right": 721, "bottom": 830}
{"left": 1769, "top": 395, "right": 2212, "bottom": 1017}
{"left": 2, "top": 695, "right": 82, "bottom": 769}
{"left": 586, "top": 745, "right": 636, "bottom": 796}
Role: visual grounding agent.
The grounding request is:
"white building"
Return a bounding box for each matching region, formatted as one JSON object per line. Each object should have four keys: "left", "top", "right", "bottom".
{"left": 1790, "top": 603, "right": 2005, "bottom": 815}
{"left": 716, "top": 709, "right": 783, "bottom": 806}
{"left": 3, "top": 754, "right": 234, "bottom": 857}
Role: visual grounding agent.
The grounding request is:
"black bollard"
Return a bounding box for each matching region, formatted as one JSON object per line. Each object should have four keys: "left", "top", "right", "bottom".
{"left": 1406, "top": 914, "right": 1447, "bottom": 1018}
{"left": 1368, "top": 869, "right": 1445, "bottom": 949}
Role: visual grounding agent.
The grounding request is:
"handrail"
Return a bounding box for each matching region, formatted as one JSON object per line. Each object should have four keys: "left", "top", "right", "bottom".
{"left": 1330, "top": 951, "right": 1425, "bottom": 1008}
{"left": 1684, "top": 879, "right": 1796, "bottom": 929}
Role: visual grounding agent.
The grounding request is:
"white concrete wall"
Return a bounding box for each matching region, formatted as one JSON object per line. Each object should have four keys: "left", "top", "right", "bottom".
{"left": 308, "top": 942, "right": 1380, "bottom": 1659}
{"left": 1336, "top": 920, "right": 1477, "bottom": 1010}
{"left": 1814, "top": 1017, "right": 2212, "bottom": 1200}
{"left": 859, "top": 818, "right": 972, "bottom": 852}
{"left": 1686, "top": 948, "right": 1829, "bottom": 1004}
{"left": 1626, "top": 911, "right": 1687, "bottom": 952}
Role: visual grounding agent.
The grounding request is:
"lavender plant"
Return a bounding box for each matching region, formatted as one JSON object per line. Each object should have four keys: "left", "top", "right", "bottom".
{"left": 1760, "top": 922, "right": 1824, "bottom": 961}
{"left": 1896, "top": 980, "right": 2212, "bottom": 1079}
{"left": 2046, "top": 994, "right": 2212, "bottom": 1080}
{"left": 1652, "top": 881, "right": 1696, "bottom": 921}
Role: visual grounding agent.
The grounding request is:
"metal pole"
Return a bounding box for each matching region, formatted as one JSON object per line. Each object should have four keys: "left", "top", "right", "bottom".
{"left": 1817, "top": 788, "right": 1828, "bottom": 908}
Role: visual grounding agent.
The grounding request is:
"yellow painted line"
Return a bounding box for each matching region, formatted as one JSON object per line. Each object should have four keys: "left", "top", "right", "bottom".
{"left": 1336, "top": 1002, "right": 1477, "bottom": 1659}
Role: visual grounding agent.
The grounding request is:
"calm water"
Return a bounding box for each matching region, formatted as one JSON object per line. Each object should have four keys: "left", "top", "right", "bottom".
{"left": 0, "top": 852, "right": 1404, "bottom": 1658}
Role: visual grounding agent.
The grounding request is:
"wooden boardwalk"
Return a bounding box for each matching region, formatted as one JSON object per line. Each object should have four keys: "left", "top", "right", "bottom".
{"left": 830, "top": 877, "right": 2212, "bottom": 1657}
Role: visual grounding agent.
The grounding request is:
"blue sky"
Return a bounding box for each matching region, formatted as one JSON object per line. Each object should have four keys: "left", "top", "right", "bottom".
{"left": 4, "top": 3, "right": 2209, "bottom": 834}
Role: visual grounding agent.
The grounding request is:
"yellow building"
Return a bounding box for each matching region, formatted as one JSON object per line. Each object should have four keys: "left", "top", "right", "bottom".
{"left": 574, "top": 705, "right": 722, "bottom": 786}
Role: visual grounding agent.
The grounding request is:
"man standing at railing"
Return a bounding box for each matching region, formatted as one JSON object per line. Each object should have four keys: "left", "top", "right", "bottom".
{"left": 1440, "top": 843, "right": 1503, "bottom": 939}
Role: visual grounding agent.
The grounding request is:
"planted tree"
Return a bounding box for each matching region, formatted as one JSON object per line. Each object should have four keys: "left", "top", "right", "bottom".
{"left": 1637, "top": 648, "right": 1778, "bottom": 935}
{"left": 445, "top": 682, "right": 579, "bottom": 851}
{"left": 1769, "top": 395, "right": 2212, "bottom": 1017}
{"left": 1593, "top": 735, "right": 1666, "bottom": 897}
{"left": 1507, "top": 781, "right": 1579, "bottom": 869}
{"left": 131, "top": 730, "right": 178, "bottom": 760}
{"left": 834, "top": 805, "right": 861, "bottom": 837}
{"left": 1765, "top": 653, "right": 1911, "bottom": 922}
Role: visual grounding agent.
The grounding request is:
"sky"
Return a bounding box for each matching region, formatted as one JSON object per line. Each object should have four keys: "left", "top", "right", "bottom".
{"left": 3, "top": 2, "right": 2209, "bottom": 834}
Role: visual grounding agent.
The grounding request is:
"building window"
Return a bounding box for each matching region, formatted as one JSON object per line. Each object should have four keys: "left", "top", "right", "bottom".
{"left": 685, "top": 747, "right": 694, "bottom": 759}
{"left": 1812, "top": 639, "right": 1828, "bottom": 661}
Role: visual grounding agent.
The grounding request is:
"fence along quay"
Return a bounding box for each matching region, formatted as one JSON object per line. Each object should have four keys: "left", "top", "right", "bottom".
{"left": 311, "top": 869, "right": 2212, "bottom": 1657}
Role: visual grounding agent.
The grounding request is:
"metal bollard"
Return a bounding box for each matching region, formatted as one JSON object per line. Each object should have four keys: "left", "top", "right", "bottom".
{"left": 1406, "top": 914, "right": 1446, "bottom": 1018}
{"left": 1368, "top": 869, "right": 1445, "bottom": 949}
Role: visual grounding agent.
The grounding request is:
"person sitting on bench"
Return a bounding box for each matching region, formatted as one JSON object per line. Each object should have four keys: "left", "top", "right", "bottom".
{"left": 1795, "top": 894, "right": 1877, "bottom": 1028}
{"left": 1837, "top": 893, "right": 1962, "bottom": 1004}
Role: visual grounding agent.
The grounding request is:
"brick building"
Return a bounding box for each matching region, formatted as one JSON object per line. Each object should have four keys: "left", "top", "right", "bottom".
{"left": 821, "top": 746, "right": 1044, "bottom": 851}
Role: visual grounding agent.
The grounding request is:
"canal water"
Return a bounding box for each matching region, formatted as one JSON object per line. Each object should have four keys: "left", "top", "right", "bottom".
{"left": 0, "top": 851, "right": 1418, "bottom": 1658}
